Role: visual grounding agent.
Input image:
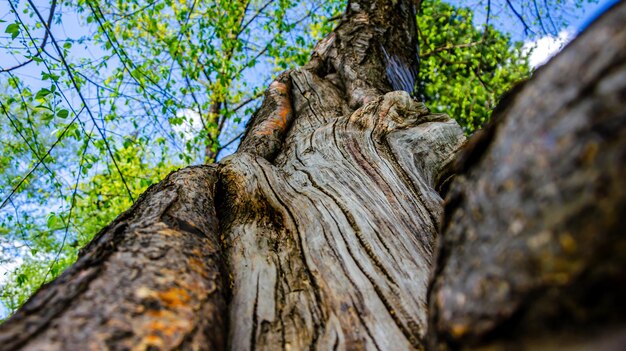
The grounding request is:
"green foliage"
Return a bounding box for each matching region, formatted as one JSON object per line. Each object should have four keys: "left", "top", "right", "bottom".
{"left": 0, "top": 96, "right": 177, "bottom": 311}
{"left": 4, "top": 23, "right": 20, "bottom": 40}
{"left": 0, "top": 0, "right": 597, "bottom": 317}
{"left": 0, "top": 0, "right": 343, "bottom": 317}
{"left": 417, "top": 0, "right": 531, "bottom": 133}
{"left": 72, "top": 0, "right": 343, "bottom": 163}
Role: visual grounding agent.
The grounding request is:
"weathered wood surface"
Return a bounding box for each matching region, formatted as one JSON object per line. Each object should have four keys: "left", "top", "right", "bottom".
{"left": 429, "top": 3, "right": 626, "bottom": 350}
{"left": 0, "top": 166, "right": 228, "bottom": 350}
{"left": 1, "top": 0, "right": 624, "bottom": 350}
{"left": 218, "top": 0, "right": 466, "bottom": 349}
{"left": 305, "top": 0, "right": 420, "bottom": 109}
{"left": 0, "top": 0, "right": 454, "bottom": 349}
{"left": 220, "top": 89, "right": 463, "bottom": 350}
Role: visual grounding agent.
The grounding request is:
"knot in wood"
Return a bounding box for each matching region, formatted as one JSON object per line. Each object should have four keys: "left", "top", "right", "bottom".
{"left": 379, "top": 91, "right": 428, "bottom": 124}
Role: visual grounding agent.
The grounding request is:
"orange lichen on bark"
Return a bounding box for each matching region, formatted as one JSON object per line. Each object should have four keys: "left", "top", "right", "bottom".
{"left": 157, "top": 287, "right": 191, "bottom": 308}
{"left": 136, "top": 308, "right": 193, "bottom": 349}
{"left": 255, "top": 81, "right": 293, "bottom": 136}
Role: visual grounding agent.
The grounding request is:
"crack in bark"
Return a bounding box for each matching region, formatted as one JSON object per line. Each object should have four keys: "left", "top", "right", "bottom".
{"left": 258, "top": 163, "right": 327, "bottom": 347}
{"left": 295, "top": 163, "right": 423, "bottom": 349}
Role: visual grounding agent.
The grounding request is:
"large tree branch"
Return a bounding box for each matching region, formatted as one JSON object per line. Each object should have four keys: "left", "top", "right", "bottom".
{"left": 429, "top": 3, "right": 626, "bottom": 349}
{"left": 0, "top": 166, "right": 228, "bottom": 350}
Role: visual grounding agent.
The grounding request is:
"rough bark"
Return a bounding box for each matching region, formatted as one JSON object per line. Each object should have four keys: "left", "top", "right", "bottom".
{"left": 221, "top": 90, "right": 463, "bottom": 350}
{"left": 221, "top": 0, "right": 465, "bottom": 349}
{"left": 429, "top": 3, "right": 626, "bottom": 350}
{"left": 0, "top": 166, "right": 228, "bottom": 350}
{"left": 0, "top": 0, "right": 624, "bottom": 350}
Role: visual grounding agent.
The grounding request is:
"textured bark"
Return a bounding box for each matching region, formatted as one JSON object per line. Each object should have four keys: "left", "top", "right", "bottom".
{"left": 0, "top": 166, "right": 228, "bottom": 350}
{"left": 220, "top": 0, "right": 464, "bottom": 349}
{"left": 429, "top": 3, "right": 626, "bottom": 350}
{"left": 305, "top": 0, "right": 420, "bottom": 109}
{"left": 220, "top": 90, "right": 463, "bottom": 350}
{"left": 1, "top": 0, "right": 624, "bottom": 350}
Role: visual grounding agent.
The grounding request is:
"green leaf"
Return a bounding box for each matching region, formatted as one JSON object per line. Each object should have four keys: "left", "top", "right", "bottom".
{"left": 46, "top": 213, "right": 61, "bottom": 230}
{"left": 5, "top": 23, "right": 20, "bottom": 40}
{"left": 35, "top": 88, "right": 52, "bottom": 100}
{"left": 57, "top": 109, "right": 69, "bottom": 119}
{"left": 17, "top": 274, "right": 28, "bottom": 286}
{"left": 42, "top": 72, "right": 60, "bottom": 82}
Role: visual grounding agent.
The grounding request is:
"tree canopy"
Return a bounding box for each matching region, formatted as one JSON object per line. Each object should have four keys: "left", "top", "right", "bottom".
{"left": 0, "top": 0, "right": 598, "bottom": 317}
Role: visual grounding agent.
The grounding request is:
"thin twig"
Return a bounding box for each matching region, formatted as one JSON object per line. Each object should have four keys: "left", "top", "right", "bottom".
{"left": 218, "top": 130, "right": 245, "bottom": 151}
{"left": 0, "top": 0, "right": 57, "bottom": 73}
{"left": 505, "top": 0, "right": 534, "bottom": 36}
{"left": 0, "top": 110, "right": 82, "bottom": 211}
{"left": 532, "top": 0, "right": 549, "bottom": 35}
{"left": 39, "top": 128, "right": 91, "bottom": 287}
{"left": 27, "top": 0, "right": 135, "bottom": 202}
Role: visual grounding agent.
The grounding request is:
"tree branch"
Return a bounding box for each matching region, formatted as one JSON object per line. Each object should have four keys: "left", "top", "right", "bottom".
{"left": 0, "top": 0, "right": 57, "bottom": 73}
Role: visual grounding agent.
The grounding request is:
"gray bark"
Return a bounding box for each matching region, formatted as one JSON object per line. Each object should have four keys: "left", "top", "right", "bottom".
{"left": 221, "top": 89, "right": 463, "bottom": 350}
{"left": 0, "top": 1, "right": 625, "bottom": 351}
{"left": 223, "top": 0, "right": 463, "bottom": 348}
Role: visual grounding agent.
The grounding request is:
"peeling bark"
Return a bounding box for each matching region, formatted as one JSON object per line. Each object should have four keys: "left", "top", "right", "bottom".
{"left": 0, "top": 166, "right": 228, "bottom": 350}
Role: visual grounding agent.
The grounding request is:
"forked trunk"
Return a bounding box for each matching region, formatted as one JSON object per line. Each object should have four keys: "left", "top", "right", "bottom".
{"left": 0, "top": 1, "right": 625, "bottom": 350}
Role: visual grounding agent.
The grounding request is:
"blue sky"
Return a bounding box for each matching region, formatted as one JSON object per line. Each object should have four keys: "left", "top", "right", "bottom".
{"left": 531, "top": 0, "right": 620, "bottom": 66}
{"left": 446, "top": 0, "right": 620, "bottom": 68}
{"left": 0, "top": 0, "right": 621, "bottom": 318}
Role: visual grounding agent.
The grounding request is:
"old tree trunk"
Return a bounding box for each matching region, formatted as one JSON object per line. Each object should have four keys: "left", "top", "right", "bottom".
{"left": 1, "top": 0, "right": 625, "bottom": 350}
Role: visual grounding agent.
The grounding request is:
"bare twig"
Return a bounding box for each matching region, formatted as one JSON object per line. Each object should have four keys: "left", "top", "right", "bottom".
{"left": 532, "top": 0, "right": 549, "bottom": 35}
{"left": 505, "top": 0, "right": 535, "bottom": 36}
{"left": 0, "top": 109, "right": 82, "bottom": 211}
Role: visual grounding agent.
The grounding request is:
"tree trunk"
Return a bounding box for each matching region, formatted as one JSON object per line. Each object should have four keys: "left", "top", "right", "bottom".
{"left": 220, "top": 1, "right": 460, "bottom": 348}
{"left": 1, "top": 1, "right": 625, "bottom": 351}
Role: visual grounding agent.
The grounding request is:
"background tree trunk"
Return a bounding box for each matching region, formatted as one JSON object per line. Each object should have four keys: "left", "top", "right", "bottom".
{"left": 1, "top": 1, "right": 624, "bottom": 351}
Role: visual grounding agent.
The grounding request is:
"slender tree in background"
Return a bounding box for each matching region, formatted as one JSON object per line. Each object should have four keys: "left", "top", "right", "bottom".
{"left": 1, "top": 0, "right": 625, "bottom": 350}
